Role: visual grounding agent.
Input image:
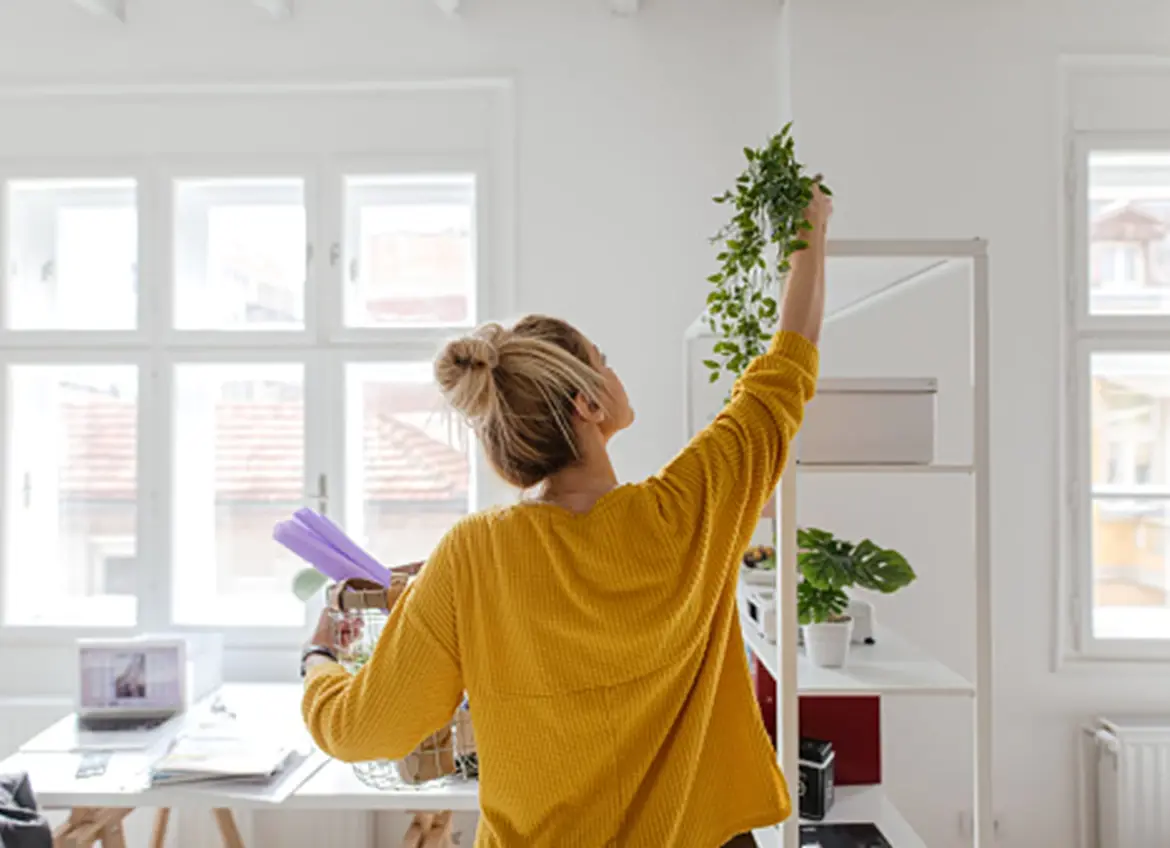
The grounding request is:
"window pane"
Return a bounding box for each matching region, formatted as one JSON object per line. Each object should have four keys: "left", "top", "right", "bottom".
{"left": 1092, "top": 497, "right": 1170, "bottom": 639}
{"left": 173, "top": 363, "right": 304, "bottom": 626}
{"left": 5, "top": 365, "right": 138, "bottom": 626}
{"left": 5, "top": 179, "right": 137, "bottom": 330}
{"left": 1088, "top": 152, "right": 1170, "bottom": 316}
{"left": 1091, "top": 353, "right": 1170, "bottom": 488}
{"left": 174, "top": 179, "right": 305, "bottom": 330}
{"left": 345, "top": 363, "right": 470, "bottom": 565}
{"left": 344, "top": 175, "right": 475, "bottom": 328}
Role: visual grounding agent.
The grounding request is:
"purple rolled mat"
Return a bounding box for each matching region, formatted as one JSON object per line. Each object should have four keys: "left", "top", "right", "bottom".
{"left": 293, "top": 508, "right": 390, "bottom": 586}
{"left": 273, "top": 519, "right": 367, "bottom": 584}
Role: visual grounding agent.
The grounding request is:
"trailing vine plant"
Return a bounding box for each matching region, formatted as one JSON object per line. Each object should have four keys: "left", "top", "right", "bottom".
{"left": 704, "top": 124, "right": 830, "bottom": 386}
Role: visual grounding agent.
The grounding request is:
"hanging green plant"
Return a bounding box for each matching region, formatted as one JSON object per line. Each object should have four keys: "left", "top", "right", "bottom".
{"left": 703, "top": 124, "right": 831, "bottom": 385}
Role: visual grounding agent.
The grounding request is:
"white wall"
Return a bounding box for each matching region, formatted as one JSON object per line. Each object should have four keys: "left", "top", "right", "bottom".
{"left": 788, "top": 1, "right": 1170, "bottom": 846}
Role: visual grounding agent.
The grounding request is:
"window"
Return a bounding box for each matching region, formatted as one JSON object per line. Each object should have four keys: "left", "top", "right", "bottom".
{"left": 344, "top": 175, "right": 476, "bottom": 327}
{"left": 1068, "top": 143, "right": 1170, "bottom": 655}
{"left": 5, "top": 180, "right": 138, "bottom": 330}
{"left": 4, "top": 364, "right": 139, "bottom": 626}
{"left": 173, "top": 179, "right": 307, "bottom": 331}
{"left": 0, "top": 164, "right": 482, "bottom": 637}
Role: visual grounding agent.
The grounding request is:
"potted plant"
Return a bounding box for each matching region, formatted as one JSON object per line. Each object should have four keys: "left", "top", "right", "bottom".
{"left": 797, "top": 528, "right": 916, "bottom": 668}
{"left": 704, "top": 124, "right": 830, "bottom": 389}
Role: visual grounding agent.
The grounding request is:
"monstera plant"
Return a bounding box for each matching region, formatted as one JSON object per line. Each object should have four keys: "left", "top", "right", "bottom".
{"left": 796, "top": 527, "right": 916, "bottom": 668}
{"left": 704, "top": 124, "right": 830, "bottom": 388}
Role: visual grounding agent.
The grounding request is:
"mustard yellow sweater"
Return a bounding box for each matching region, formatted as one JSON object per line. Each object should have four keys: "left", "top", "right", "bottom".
{"left": 303, "top": 331, "right": 819, "bottom": 847}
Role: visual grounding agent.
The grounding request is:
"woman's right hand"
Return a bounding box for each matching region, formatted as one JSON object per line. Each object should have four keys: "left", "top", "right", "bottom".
{"left": 804, "top": 179, "right": 833, "bottom": 239}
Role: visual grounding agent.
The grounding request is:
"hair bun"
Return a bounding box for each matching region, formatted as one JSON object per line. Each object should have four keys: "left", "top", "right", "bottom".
{"left": 435, "top": 325, "right": 508, "bottom": 423}
{"left": 449, "top": 336, "right": 499, "bottom": 372}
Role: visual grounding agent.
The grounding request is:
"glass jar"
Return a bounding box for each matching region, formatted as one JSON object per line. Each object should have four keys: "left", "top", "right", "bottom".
{"left": 330, "top": 580, "right": 477, "bottom": 791}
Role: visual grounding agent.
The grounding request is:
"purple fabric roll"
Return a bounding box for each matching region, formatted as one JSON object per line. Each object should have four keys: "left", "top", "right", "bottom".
{"left": 293, "top": 508, "right": 390, "bottom": 586}
{"left": 273, "top": 519, "right": 365, "bottom": 584}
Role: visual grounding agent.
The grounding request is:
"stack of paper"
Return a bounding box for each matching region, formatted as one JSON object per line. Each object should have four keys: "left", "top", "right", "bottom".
{"left": 150, "top": 735, "right": 296, "bottom": 787}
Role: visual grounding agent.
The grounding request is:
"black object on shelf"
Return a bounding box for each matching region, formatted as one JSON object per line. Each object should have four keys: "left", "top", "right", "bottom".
{"left": 798, "top": 736, "right": 835, "bottom": 820}
{"left": 800, "top": 823, "right": 893, "bottom": 848}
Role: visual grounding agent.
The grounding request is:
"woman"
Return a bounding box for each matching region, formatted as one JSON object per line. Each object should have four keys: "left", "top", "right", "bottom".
{"left": 300, "top": 185, "right": 831, "bottom": 847}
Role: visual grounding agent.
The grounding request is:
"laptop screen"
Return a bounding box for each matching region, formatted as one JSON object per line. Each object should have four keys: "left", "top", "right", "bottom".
{"left": 78, "top": 645, "right": 183, "bottom": 712}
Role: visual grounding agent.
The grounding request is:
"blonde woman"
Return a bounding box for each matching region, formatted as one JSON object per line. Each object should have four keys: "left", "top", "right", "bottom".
{"left": 301, "top": 185, "right": 831, "bottom": 848}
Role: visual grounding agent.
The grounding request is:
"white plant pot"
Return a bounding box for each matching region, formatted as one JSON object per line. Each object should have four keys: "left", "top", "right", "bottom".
{"left": 802, "top": 618, "right": 854, "bottom": 668}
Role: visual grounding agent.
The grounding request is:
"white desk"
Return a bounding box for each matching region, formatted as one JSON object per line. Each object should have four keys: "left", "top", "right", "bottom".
{"left": 5, "top": 685, "right": 324, "bottom": 847}
{"left": 4, "top": 683, "right": 478, "bottom": 848}
{"left": 291, "top": 760, "right": 478, "bottom": 812}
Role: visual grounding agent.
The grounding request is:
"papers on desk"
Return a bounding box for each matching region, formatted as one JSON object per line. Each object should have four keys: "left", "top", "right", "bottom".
{"left": 146, "top": 717, "right": 328, "bottom": 805}
{"left": 150, "top": 736, "right": 296, "bottom": 786}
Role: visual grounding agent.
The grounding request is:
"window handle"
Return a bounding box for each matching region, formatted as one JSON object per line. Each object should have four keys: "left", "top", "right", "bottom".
{"left": 304, "top": 473, "right": 328, "bottom": 515}
{"left": 21, "top": 472, "right": 31, "bottom": 509}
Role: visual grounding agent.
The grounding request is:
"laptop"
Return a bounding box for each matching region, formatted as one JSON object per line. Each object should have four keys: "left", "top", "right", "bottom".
{"left": 76, "top": 636, "right": 187, "bottom": 732}
{"left": 20, "top": 636, "right": 190, "bottom": 754}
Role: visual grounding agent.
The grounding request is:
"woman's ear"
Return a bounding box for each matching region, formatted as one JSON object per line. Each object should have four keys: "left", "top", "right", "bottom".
{"left": 572, "top": 392, "right": 606, "bottom": 424}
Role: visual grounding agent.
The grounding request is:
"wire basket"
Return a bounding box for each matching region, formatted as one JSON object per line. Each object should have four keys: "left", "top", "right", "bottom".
{"left": 330, "top": 575, "right": 478, "bottom": 791}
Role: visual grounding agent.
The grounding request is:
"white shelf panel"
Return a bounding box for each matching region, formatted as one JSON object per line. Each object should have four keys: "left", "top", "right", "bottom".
{"left": 795, "top": 463, "right": 974, "bottom": 475}
{"left": 288, "top": 760, "right": 479, "bottom": 811}
{"left": 751, "top": 786, "right": 925, "bottom": 848}
{"left": 804, "top": 785, "right": 927, "bottom": 848}
{"left": 684, "top": 251, "right": 958, "bottom": 340}
{"left": 752, "top": 826, "right": 779, "bottom": 848}
{"left": 742, "top": 620, "right": 973, "bottom": 697}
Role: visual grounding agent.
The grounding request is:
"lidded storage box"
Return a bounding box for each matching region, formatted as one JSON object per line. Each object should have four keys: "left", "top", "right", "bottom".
{"left": 797, "top": 378, "right": 937, "bottom": 466}
{"left": 329, "top": 576, "right": 478, "bottom": 790}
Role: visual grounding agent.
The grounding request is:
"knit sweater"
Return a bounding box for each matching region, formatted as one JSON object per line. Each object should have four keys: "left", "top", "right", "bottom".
{"left": 303, "top": 331, "right": 819, "bottom": 847}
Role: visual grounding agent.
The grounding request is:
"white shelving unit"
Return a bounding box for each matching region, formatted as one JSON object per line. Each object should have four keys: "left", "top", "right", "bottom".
{"left": 684, "top": 239, "right": 991, "bottom": 848}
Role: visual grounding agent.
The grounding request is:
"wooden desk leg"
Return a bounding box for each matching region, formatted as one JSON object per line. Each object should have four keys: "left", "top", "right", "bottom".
{"left": 212, "top": 808, "right": 245, "bottom": 848}
{"left": 53, "top": 808, "right": 132, "bottom": 848}
{"left": 425, "top": 812, "right": 453, "bottom": 848}
{"left": 150, "top": 808, "right": 172, "bottom": 848}
{"left": 99, "top": 820, "right": 128, "bottom": 848}
{"left": 52, "top": 817, "right": 76, "bottom": 848}
{"left": 401, "top": 811, "right": 453, "bottom": 848}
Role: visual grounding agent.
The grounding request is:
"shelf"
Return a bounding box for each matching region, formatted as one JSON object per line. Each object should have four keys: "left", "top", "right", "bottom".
{"left": 806, "top": 785, "right": 928, "bottom": 847}
{"left": 795, "top": 463, "right": 974, "bottom": 475}
{"left": 684, "top": 247, "right": 968, "bottom": 341}
{"left": 287, "top": 760, "right": 480, "bottom": 811}
{"left": 753, "top": 786, "right": 927, "bottom": 848}
{"left": 742, "top": 620, "right": 973, "bottom": 697}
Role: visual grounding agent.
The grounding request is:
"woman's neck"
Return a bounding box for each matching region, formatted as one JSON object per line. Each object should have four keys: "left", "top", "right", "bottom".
{"left": 538, "top": 455, "right": 619, "bottom": 514}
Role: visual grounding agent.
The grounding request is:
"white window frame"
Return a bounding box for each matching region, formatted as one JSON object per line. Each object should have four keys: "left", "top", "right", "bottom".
{"left": 1061, "top": 130, "right": 1170, "bottom": 662}
{"left": 0, "top": 151, "right": 502, "bottom": 654}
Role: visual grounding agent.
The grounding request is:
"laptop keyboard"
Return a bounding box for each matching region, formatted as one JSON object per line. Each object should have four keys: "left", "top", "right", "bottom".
{"left": 78, "top": 715, "right": 170, "bottom": 733}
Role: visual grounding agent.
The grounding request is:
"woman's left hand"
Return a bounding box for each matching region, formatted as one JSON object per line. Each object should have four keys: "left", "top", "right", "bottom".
{"left": 307, "top": 608, "right": 362, "bottom": 653}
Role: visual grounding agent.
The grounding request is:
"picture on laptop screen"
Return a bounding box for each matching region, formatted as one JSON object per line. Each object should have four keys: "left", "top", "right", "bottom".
{"left": 79, "top": 646, "right": 183, "bottom": 711}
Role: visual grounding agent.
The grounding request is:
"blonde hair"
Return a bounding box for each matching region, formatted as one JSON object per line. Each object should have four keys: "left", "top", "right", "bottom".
{"left": 435, "top": 315, "right": 604, "bottom": 488}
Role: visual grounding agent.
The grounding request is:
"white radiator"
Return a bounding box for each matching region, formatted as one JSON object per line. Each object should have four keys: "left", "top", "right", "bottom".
{"left": 1082, "top": 716, "right": 1170, "bottom": 848}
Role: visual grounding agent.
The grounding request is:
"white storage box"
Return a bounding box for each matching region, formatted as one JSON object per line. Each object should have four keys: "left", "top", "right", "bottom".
{"left": 798, "top": 378, "right": 937, "bottom": 465}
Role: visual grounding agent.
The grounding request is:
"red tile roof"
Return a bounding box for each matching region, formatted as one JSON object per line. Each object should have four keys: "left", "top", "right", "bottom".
{"left": 60, "top": 399, "right": 469, "bottom": 503}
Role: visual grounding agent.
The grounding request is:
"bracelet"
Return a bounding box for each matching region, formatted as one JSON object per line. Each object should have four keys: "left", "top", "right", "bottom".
{"left": 300, "top": 644, "right": 339, "bottom": 678}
